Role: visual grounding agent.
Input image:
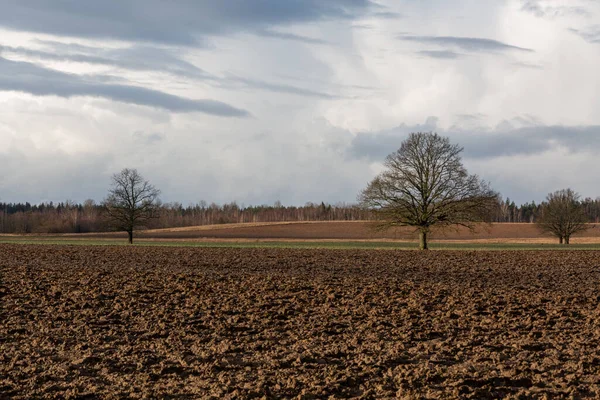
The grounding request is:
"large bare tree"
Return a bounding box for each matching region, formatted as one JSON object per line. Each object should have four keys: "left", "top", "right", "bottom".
{"left": 359, "top": 132, "right": 498, "bottom": 250}
{"left": 103, "top": 168, "right": 161, "bottom": 244}
{"left": 536, "top": 189, "right": 589, "bottom": 244}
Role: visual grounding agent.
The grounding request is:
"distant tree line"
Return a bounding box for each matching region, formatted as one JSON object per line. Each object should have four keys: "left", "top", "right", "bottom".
{"left": 2, "top": 196, "right": 600, "bottom": 235}
{"left": 494, "top": 197, "right": 600, "bottom": 223}
{"left": 0, "top": 200, "right": 372, "bottom": 234}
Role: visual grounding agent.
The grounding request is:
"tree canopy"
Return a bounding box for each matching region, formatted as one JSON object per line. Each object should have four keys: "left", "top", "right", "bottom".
{"left": 103, "top": 168, "right": 161, "bottom": 244}
{"left": 359, "top": 132, "right": 498, "bottom": 250}
{"left": 536, "top": 188, "right": 589, "bottom": 244}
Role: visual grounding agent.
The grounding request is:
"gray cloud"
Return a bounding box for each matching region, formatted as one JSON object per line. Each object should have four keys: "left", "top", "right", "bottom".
{"left": 271, "top": 72, "right": 383, "bottom": 97}
{"left": 400, "top": 35, "right": 534, "bottom": 53}
{"left": 346, "top": 117, "right": 440, "bottom": 161}
{"left": 512, "top": 62, "right": 544, "bottom": 70}
{"left": 417, "top": 50, "right": 465, "bottom": 59}
{"left": 456, "top": 113, "right": 487, "bottom": 120}
{"left": 1, "top": 41, "right": 343, "bottom": 100}
{"left": 521, "top": 0, "right": 591, "bottom": 18}
{"left": 569, "top": 26, "right": 600, "bottom": 44}
{"left": 254, "top": 29, "right": 330, "bottom": 45}
{"left": 1, "top": 42, "right": 212, "bottom": 79}
{"left": 459, "top": 126, "right": 600, "bottom": 159}
{"left": 0, "top": 149, "right": 114, "bottom": 203}
{"left": 351, "top": 24, "right": 375, "bottom": 30}
{"left": 0, "top": 57, "right": 249, "bottom": 116}
{"left": 223, "top": 75, "right": 339, "bottom": 99}
{"left": 371, "top": 11, "right": 402, "bottom": 19}
{"left": 0, "top": 0, "right": 374, "bottom": 45}
{"left": 346, "top": 119, "right": 600, "bottom": 161}
{"left": 132, "top": 131, "right": 165, "bottom": 145}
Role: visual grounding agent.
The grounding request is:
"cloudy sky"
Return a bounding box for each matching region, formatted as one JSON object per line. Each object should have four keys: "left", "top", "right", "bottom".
{"left": 1, "top": 0, "right": 599, "bottom": 206}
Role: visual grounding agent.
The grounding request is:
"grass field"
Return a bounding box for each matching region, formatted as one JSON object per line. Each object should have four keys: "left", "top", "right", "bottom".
{"left": 3, "top": 237, "right": 600, "bottom": 250}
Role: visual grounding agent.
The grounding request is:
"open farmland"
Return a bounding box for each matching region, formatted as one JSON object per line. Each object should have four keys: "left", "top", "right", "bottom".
{"left": 3, "top": 222, "right": 600, "bottom": 246}
{"left": 120, "top": 222, "right": 600, "bottom": 241}
{"left": 2, "top": 245, "right": 600, "bottom": 398}
{"left": 137, "top": 222, "right": 600, "bottom": 240}
{"left": 134, "top": 222, "right": 600, "bottom": 244}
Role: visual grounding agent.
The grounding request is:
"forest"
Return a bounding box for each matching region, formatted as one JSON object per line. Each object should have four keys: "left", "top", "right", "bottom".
{"left": 2, "top": 197, "right": 600, "bottom": 234}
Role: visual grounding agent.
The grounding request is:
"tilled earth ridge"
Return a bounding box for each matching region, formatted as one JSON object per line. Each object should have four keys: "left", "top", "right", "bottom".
{"left": 1, "top": 245, "right": 600, "bottom": 399}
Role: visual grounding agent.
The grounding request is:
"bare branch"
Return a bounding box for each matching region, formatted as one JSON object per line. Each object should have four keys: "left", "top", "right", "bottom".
{"left": 536, "top": 189, "right": 589, "bottom": 244}
{"left": 102, "top": 168, "right": 161, "bottom": 244}
{"left": 358, "top": 132, "right": 498, "bottom": 250}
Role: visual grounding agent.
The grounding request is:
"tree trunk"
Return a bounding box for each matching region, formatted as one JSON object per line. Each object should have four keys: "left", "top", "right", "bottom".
{"left": 419, "top": 230, "right": 428, "bottom": 250}
{"left": 565, "top": 235, "right": 570, "bottom": 245}
{"left": 559, "top": 236, "right": 563, "bottom": 244}
{"left": 128, "top": 230, "right": 133, "bottom": 244}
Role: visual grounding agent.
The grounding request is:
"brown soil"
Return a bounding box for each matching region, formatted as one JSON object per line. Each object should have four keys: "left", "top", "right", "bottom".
{"left": 163, "top": 221, "right": 600, "bottom": 240}
{"left": 76, "top": 222, "right": 600, "bottom": 241}
{"left": 4, "top": 222, "right": 600, "bottom": 243}
{"left": 2, "top": 245, "right": 600, "bottom": 398}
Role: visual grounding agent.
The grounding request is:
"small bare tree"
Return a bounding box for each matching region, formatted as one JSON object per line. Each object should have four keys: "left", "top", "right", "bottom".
{"left": 359, "top": 132, "right": 498, "bottom": 250}
{"left": 537, "top": 189, "right": 589, "bottom": 244}
{"left": 103, "top": 168, "right": 161, "bottom": 244}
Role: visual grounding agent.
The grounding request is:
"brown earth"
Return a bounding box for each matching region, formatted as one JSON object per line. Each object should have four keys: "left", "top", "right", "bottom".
{"left": 140, "top": 222, "right": 600, "bottom": 240}
{"left": 11, "top": 221, "right": 600, "bottom": 242}
{"left": 2, "top": 245, "right": 600, "bottom": 398}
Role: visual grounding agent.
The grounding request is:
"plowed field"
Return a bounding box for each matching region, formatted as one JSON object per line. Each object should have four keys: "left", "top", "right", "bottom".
{"left": 2, "top": 245, "right": 600, "bottom": 399}
{"left": 4, "top": 222, "right": 600, "bottom": 245}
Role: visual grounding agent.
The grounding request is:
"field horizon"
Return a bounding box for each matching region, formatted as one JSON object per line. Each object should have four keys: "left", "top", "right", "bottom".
{"left": 3, "top": 221, "right": 600, "bottom": 249}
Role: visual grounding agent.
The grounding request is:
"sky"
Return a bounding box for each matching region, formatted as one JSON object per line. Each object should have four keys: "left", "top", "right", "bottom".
{"left": 1, "top": 0, "right": 599, "bottom": 206}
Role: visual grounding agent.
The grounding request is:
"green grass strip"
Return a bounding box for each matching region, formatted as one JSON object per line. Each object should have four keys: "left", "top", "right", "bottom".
{"left": 2, "top": 238, "right": 600, "bottom": 250}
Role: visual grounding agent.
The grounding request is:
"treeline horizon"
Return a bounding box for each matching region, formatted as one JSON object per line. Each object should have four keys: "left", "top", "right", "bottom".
{"left": 2, "top": 196, "right": 600, "bottom": 234}
{"left": 0, "top": 200, "right": 369, "bottom": 234}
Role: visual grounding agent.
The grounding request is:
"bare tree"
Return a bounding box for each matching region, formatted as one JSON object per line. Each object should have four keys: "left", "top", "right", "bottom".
{"left": 103, "top": 168, "right": 161, "bottom": 244}
{"left": 359, "top": 132, "right": 498, "bottom": 250}
{"left": 537, "top": 189, "right": 589, "bottom": 244}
